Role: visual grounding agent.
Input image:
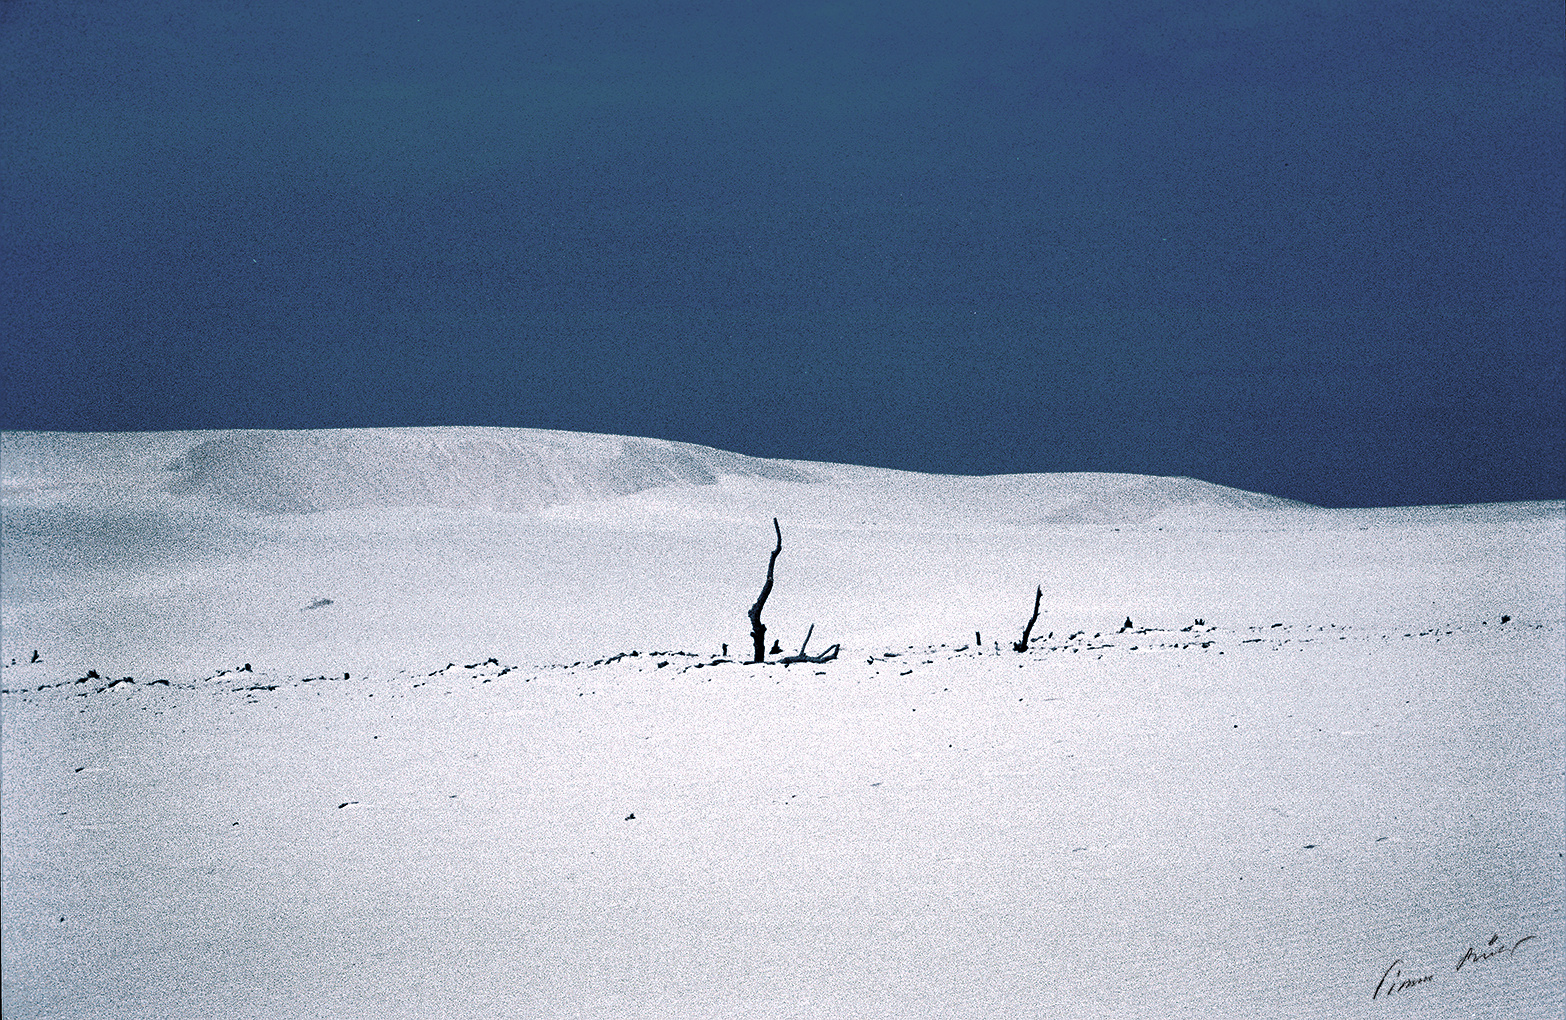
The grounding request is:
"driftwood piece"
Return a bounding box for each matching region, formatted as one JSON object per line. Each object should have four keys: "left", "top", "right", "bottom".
{"left": 781, "top": 623, "right": 840, "bottom": 664}
{"left": 1013, "top": 586, "right": 1043, "bottom": 652}
{"left": 749, "top": 518, "right": 783, "bottom": 663}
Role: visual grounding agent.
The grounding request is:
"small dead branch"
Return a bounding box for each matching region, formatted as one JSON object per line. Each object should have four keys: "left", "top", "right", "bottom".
{"left": 781, "top": 623, "right": 840, "bottom": 664}
{"left": 1013, "top": 586, "right": 1043, "bottom": 652}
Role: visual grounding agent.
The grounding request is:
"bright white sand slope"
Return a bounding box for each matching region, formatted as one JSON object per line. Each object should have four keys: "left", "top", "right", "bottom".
{"left": 3, "top": 427, "right": 1562, "bottom": 1018}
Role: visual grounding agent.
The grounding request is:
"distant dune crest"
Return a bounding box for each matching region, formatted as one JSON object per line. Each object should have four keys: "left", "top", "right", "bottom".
{"left": 1032, "top": 476, "right": 1316, "bottom": 526}
{"left": 161, "top": 427, "right": 818, "bottom": 513}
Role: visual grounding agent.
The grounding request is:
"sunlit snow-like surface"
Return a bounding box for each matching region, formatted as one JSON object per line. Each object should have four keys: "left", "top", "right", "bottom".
{"left": 3, "top": 427, "right": 1562, "bottom": 1019}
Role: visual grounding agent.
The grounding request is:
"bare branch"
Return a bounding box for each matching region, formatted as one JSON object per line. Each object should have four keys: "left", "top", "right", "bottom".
{"left": 1013, "top": 586, "right": 1043, "bottom": 652}
{"left": 781, "top": 623, "right": 840, "bottom": 664}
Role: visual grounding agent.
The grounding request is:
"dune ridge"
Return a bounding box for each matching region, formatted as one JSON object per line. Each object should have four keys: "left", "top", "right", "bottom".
{"left": 7, "top": 425, "right": 1319, "bottom": 524}
{"left": 160, "top": 427, "right": 818, "bottom": 512}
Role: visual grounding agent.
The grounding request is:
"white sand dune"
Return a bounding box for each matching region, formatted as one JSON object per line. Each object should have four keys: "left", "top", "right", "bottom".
{"left": 3, "top": 426, "right": 1562, "bottom": 1018}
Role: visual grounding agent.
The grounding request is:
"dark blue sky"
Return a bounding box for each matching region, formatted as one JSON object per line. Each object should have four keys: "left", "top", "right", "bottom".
{"left": 2, "top": 1, "right": 1561, "bottom": 507}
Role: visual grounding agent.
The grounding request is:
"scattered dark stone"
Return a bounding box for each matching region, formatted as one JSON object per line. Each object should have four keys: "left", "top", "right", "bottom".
{"left": 1501, "top": 615, "right": 1511, "bottom": 624}
{"left": 86, "top": 670, "right": 100, "bottom": 680}
{"left": 31, "top": 650, "right": 41, "bottom": 663}
{"left": 624, "top": 813, "right": 636, "bottom": 821}
{"left": 1119, "top": 618, "right": 1133, "bottom": 633}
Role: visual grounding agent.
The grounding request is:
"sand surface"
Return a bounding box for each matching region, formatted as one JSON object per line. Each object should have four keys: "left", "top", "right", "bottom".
{"left": 3, "top": 427, "right": 1562, "bottom": 1018}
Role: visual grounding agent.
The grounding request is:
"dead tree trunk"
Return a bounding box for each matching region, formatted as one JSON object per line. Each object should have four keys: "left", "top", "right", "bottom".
{"left": 1013, "top": 586, "right": 1043, "bottom": 652}
{"left": 749, "top": 517, "right": 782, "bottom": 663}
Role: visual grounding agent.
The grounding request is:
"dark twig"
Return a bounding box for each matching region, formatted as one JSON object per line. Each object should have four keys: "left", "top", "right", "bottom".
{"left": 1013, "top": 586, "right": 1043, "bottom": 652}
{"left": 781, "top": 623, "right": 840, "bottom": 664}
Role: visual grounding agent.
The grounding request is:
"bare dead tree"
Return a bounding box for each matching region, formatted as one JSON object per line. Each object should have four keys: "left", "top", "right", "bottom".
{"left": 1013, "top": 586, "right": 1043, "bottom": 652}
{"left": 781, "top": 623, "right": 840, "bottom": 664}
{"left": 749, "top": 517, "right": 782, "bottom": 663}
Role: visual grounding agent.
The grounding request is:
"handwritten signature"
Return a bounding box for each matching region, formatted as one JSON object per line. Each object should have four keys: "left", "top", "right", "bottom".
{"left": 1373, "top": 933, "right": 1538, "bottom": 1001}
{"left": 1456, "top": 932, "right": 1537, "bottom": 972}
